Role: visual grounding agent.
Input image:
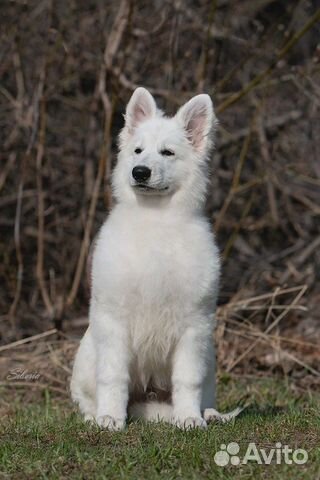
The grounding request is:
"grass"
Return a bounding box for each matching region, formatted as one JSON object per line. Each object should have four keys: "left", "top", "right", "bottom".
{"left": 0, "top": 377, "right": 319, "bottom": 479}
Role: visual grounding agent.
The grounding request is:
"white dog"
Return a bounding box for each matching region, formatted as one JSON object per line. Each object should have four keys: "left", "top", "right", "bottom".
{"left": 71, "top": 87, "right": 240, "bottom": 430}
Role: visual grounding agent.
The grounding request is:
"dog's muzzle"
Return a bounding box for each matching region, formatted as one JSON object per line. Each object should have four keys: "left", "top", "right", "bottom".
{"left": 131, "top": 165, "right": 169, "bottom": 194}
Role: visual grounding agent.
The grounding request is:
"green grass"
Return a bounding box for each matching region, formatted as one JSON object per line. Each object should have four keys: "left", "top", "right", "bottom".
{"left": 1, "top": 377, "right": 319, "bottom": 479}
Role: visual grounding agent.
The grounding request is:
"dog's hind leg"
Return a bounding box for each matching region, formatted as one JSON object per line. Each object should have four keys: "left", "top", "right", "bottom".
{"left": 201, "top": 341, "right": 216, "bottom": 410}
{"left": 70, "top": 327, "right": 96, "bottom": 421}
{"left": 201, "top": 342, "right": 244, "bottom": 423}
{"left": 72, "top": 389, "right": 96, "bottom": 422}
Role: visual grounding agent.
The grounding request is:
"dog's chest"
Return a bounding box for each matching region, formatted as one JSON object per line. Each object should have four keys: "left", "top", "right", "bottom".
{"left": 121, "top": 225, "right": 207, "bottom": 307}
{"left": 95, "top": 212, "right": 218, "bottom": 321}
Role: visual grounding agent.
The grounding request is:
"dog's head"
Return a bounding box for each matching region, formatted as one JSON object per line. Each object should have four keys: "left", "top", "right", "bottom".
{"left": 113, "top": 87, "right": 217, "bottom": 208}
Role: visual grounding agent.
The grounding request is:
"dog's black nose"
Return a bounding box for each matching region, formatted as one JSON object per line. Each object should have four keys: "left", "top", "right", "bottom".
{"left": 132, "top": 166, "right": 151, "bottom": 183}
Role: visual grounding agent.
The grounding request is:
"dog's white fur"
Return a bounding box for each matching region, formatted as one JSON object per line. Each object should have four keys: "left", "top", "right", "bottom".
{"left": 71, "top": 87, "right": 230, "bottom": 431}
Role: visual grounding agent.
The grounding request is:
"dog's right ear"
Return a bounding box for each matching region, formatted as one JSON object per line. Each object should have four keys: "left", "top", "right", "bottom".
{"left": 124, "top": 87, "right": 157, "bottom": 135}
{"left": 175, "top": 94, "right": 216, "bottom": 154}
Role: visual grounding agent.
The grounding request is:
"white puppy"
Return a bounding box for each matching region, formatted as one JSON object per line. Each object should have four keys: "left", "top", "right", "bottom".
{"left": 71, "top": 88, "right": 237, "bottom": 430}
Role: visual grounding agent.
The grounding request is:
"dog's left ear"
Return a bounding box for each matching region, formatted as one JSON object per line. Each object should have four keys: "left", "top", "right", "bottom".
{"left": 125, "top": 87, "right": 157, "bottom": 134}
{"left": 176, "top": 94, "right": 216, "bottom": 152}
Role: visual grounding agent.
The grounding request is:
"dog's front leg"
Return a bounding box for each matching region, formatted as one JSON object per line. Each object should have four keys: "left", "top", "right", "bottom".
{"left": 172, "top": 325, "right": 209, "bottom": 430}
{"left": 92, "top": 305, "right": 129, "bottom": 431}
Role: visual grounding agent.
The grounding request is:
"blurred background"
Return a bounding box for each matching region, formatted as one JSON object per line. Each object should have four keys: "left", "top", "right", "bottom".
{"left": 0, "top": 1, "right": 319, "bottom": 382}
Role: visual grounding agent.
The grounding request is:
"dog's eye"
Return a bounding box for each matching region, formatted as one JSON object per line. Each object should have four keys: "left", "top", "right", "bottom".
{"left": 161, "top": 149, "right": 174, "bottom": 156}
{"left": 134, "top": 148, "right": 142, "bottom": 154}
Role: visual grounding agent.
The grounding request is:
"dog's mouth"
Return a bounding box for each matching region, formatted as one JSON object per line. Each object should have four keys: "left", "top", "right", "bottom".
{"left": 133, "top": 184, "right": 169, "bottom": 195}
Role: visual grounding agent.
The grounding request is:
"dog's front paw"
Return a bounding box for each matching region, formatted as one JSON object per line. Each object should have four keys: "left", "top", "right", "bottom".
{"left": 175, "top": 416, "right": 207, "bottom": 430}
{"left": 96, "top": 415, "right": 126, "bottom": 431}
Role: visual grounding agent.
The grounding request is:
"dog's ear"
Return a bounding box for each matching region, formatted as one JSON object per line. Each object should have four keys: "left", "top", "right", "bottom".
{"left": 125, "top": 87, "right": 157, "bottom": 134}
{"left": 176, "top": 94, "right": 216, "bottom": 152}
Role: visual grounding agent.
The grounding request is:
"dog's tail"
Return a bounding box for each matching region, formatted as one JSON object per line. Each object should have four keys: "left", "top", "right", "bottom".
{"left": 129, "top": 401, "right": 244, "bottom": 424}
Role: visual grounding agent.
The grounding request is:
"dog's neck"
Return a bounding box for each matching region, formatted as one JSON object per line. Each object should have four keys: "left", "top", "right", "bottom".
{"left": 115, "top": 193, "right": 206, "bottom": 217}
